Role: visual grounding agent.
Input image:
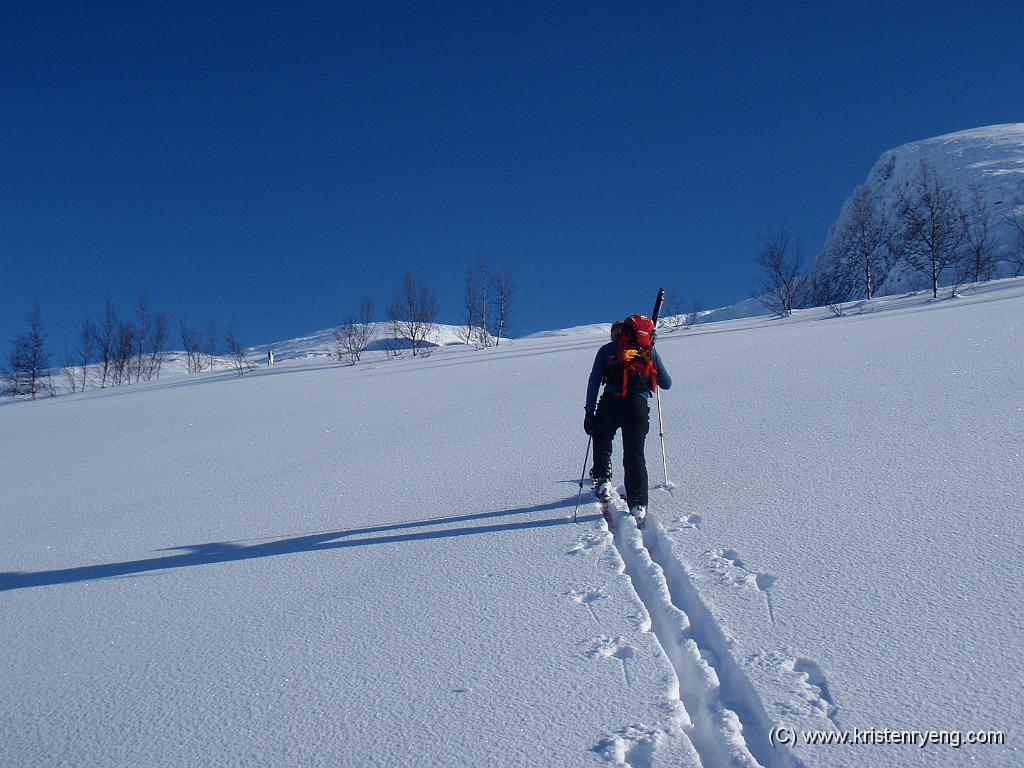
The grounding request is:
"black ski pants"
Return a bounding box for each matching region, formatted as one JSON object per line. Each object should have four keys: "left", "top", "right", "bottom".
{"left": 590, "top": 392, "right": 650, "bottom": 507}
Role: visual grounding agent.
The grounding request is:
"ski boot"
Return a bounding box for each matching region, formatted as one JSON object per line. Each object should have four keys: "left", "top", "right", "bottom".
{"left": 630, "top": 505, "right": 648, "bottom": 529}
{"left": 593, "top": 478, "right": 614, "bottom": 503}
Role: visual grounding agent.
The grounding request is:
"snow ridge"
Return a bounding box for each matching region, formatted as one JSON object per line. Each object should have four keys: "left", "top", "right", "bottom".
{"left": 603, "top": 495, "right": 798, "bottom": 768}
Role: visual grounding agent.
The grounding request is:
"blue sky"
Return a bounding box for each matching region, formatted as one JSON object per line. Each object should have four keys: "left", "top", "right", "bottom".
{"left": 2, "top": 1, "right": 1022, "bottom": 352}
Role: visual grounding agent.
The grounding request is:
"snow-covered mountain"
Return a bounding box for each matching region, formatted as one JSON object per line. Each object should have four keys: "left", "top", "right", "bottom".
{"left": 812, "top": 124, "right": 1024, "bottom": 294}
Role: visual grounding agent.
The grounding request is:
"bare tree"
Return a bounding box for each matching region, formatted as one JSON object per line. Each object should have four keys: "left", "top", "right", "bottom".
{"left": 387, "top": 273, "right": 438, "bottom": 357}
{"left": 476, "top": 258, "right": 492, "bottom": 347}
{"left": 78, "top": 314, "right": 95, "bottom": 391}
{"left": 458, "top": 259, "right": 494, "bottom": 348}
{"left": 133, "top": 294, "right": 152, "bottom": 383}
{"left": 61, "top": 346, "right": 79, "bottom": 394}
{"left": 223, "top": 330, "right": 255, "bottom": 375}
{"left": 490, "top": 271, "right": 514, "bottom": 346}
{"left": 180, "top": 320, "right": 202, "bottom": 374}
{"left": 684, "top": 300, "right": 704, "bottom": 329}
{"left": 95, "top": 296, "right": 117, "bottom": 388}
{"left": 457, "top": 265, "right": 480, "bottom": 346}
{"left": 334, "top": 296, "right": 376, "bottom": 364}
{"left": 204, "top": 319, "right": 219, "bottom": 372}
{"left": 660, "top": 288, "right": 684, "bottom": 330}
{"left": 753, "top": 229, "right": 806, "bottom": 317}
{"left": 458, "top": 261, "right": 513, "bottom": 347}
{"left": 112, "top": 320, "right": 135, "bottom": 385}
{"left": 833, "top": 185, "right": 893, "bottom": 300}
{"left": 1006, "top": 207, "right": 1024, "bottom": 277}
{"left": 4, "top": 301, "right": 51, "bottom": 399}
{"left": 809, "top": 260, "right": 857, "bottom": 316}
{"left": 658, "top": 292, "right": 700, "bottom": 331}
{"left": 896, "top": 160, "right": 968, "bottom": 298}
{"left": 148, "top": 312, "right": 168, "bottom": 379}
{"left": 4, "top": 335, "right": 29, "bottom": 397}
{"left": 962, "top": 185, "right": 996, "bottom": 284}
{"left": 382, "top": 321, "right": 406, "bottom": 359}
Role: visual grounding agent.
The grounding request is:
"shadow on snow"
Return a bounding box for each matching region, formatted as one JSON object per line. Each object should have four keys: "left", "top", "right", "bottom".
{"left": 0, "top": 496, "right": 598, "bottom": 592}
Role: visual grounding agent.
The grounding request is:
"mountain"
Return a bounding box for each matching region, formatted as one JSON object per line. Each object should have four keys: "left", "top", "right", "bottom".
{"left": 812, "top": 124, "right": 1024, "bottom": 295}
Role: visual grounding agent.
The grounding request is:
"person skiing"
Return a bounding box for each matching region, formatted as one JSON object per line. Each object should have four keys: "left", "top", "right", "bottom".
{"left": 584, "top": 315, "right": 671, "bottom": 527}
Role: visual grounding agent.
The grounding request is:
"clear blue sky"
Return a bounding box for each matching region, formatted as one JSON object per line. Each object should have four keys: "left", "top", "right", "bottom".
{"left": 2, "top": 1, "right": 1022, "bottom": 351}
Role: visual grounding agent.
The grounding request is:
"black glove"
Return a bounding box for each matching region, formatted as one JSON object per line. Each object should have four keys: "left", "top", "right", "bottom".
{"left": 584, "top": 411, "right": 597, "bottom": 436}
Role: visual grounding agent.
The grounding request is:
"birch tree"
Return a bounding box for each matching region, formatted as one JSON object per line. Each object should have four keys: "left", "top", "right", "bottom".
{"left": 387, "top": 273, "right": 438, "bottom": 357}
{"left": 895, "top": 160, "right": 968, "bottom": 298}
{"left": 490, "top": 271, "right": 514, "bottom": 346}
{"left": 753, "top": 229, "right": 805, "bottom": 317}
{"left": 963, "top": 185, "right": 996, "bottom": 284}
{"left": 334, "top": 296, "right": 376, "bottom": 364}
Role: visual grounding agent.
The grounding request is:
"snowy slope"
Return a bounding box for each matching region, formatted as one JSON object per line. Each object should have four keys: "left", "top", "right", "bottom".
{"left": 813, "top": 124, "right": 1024, "bottom": 294}
{"left": 44, "top": 324, "right": 499, "bottom": 397}
{"left": 521, "top": 298, "right": 774, "bottom": 341}
{"left": 247, "top": 322, "right": 478, "bottom": 361}
{"left": 2, "top": 280, "right": 1023, "bottom": 767}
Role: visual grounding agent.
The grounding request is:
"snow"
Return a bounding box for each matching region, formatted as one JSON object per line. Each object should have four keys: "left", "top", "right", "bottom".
{"left": 2, "top": 279, "right": 1023, "bottom": 767}
{"left": 247, "top": 322, "right": 481, "bottom": 362}
{"left": 812, "top": 124, "right": 1024, "bottom": 294}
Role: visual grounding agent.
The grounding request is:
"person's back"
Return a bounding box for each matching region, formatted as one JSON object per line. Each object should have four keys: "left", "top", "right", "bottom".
{"left": 584, "top": 316, "right": 671, "bottom": 527}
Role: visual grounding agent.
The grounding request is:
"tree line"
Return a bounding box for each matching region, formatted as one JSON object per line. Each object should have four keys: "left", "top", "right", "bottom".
{"left": 754, "top": 158, "right": 1024, "bottom": 317}
{"left": 3, "top": 294, "right": 258, "bottom": 399}
{"left": 6, "top": 264, "right": 518, "bottom": 398}
{"left": 332, "top": 263, "right": 516, "bottom": 365}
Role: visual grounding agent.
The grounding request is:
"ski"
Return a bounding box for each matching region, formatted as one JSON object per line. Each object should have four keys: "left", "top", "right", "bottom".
{"left": 600, "top": 502, "right": 615, "bottom": 530}
{"left": 596, "top": 486, "right": 647, "bottom": 530}
{"left": 652, "top": 287, "right": 665, "bottom": 326}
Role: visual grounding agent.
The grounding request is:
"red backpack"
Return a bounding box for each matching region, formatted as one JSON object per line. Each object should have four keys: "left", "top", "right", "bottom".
{"left": 606, "top": 315, "right": 658, "bottom": 397}
{"left": 622, "top": 315, "right": 656, "bottom": 350}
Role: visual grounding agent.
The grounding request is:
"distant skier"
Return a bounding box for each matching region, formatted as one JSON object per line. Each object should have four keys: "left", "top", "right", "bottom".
{"left": 584, "top": 316, "right": 671, "bottom": 527}
{"left": 268, "top": 350, "right": 274, "bottom": 367}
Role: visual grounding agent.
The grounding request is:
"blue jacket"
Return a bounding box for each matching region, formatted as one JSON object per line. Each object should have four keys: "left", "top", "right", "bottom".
{"left": 586, "top": 341, "right": 672, "bottom": 412}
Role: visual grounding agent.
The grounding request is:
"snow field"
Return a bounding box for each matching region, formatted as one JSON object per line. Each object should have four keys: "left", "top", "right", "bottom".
{"left": 651, "top": 281, "right": 1022, "bottom": 767}
{"left": 2, "top": 278, "right": 1023, "bottom": 767}
{"left": 1, "top": 333, "right": 697, "bottom": 767}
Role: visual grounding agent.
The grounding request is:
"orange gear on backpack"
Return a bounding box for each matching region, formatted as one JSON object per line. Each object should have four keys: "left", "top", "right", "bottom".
{"left": 606, "top": 318, "right": 658, "bottom": 397}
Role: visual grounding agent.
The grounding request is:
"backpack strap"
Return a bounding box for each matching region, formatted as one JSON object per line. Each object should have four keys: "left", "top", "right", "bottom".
{"left": 605, "top": 341, "right": 659, "bottom": 397}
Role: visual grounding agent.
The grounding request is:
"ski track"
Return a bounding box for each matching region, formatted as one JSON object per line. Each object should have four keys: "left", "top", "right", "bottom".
{"left": 601, "top": 494, "right": 800, "bottom": 768}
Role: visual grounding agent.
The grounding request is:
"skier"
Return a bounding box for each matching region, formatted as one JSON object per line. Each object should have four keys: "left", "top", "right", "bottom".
{"left": 584, "top": 315, "right": 671, "bottom": 527}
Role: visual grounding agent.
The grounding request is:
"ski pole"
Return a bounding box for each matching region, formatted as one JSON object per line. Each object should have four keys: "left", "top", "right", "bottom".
{"left": 656, "top": 387, "right": 669, "bottom": 487}
{"left": 650, "top": 287, "right": 670, "bottom": 487}
{"left": 573, "top": 436, "right": 592, "bottom": 523}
